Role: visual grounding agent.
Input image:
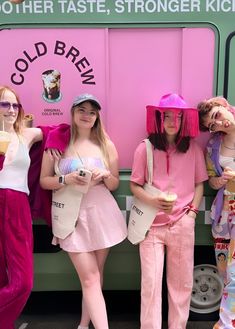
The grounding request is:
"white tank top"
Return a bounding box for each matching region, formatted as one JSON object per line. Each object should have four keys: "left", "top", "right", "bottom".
{"left": 0, "top": 140, "right": 30, "bottom": 194}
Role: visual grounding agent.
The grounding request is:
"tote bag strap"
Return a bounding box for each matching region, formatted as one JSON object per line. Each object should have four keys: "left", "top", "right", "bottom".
{"left": 54, "top": 160, "right": 62, "bottom": 176}
{"left": 144, "top": 139, "right": 154, "bottom": 185}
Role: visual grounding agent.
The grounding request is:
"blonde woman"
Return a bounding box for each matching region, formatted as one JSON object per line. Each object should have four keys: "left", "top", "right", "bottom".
{"left": 40, "top": 93, "right": 127, "bottom": 329}
{"left": 0, "top": 86, "right": 43, "bottom": 329}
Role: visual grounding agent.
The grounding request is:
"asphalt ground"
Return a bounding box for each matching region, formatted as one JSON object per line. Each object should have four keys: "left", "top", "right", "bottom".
{"left": 15, "top": 292, "right": 217, "bottom": 329}
{"left": 16, "top": 316, "right": 215, "bottom": 329}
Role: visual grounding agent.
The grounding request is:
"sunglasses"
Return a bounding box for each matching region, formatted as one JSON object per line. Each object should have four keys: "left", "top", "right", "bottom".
{"left": 0, "top": 101, "right": 22, "bottom": 111}
{"left": 208, "top": 122, "right": 218, "bottom": 133}
{"left": 207, "top": 109, "right": 222, "bottom": 133}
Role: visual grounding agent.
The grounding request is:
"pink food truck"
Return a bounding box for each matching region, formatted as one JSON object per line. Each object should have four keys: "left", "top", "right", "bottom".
{"left": 1, "top": 0, "right": 235, "bottom": 319}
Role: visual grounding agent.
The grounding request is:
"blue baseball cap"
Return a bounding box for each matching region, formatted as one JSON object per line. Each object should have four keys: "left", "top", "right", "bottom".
{"left": 72, "top": 93, "right": 101, "bottom": 110}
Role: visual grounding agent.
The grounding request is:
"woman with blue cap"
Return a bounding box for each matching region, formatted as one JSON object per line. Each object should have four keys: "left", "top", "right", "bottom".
{"left": 40, "top": 93, "right": 127, "bottom": 329}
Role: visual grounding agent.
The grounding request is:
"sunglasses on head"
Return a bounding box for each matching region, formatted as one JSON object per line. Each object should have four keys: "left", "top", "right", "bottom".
{"left": 0, "top": 101, "right": 22, "bottom": 111}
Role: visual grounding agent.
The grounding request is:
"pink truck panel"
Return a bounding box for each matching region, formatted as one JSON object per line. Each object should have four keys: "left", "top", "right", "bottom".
{"left": 0, "top": 27, "right": 214, "bottom": 167}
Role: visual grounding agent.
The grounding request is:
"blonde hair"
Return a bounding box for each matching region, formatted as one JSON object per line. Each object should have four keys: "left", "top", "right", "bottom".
{"left": 70, "top": 102, "right": 110, "bottom": 167}
{"left": 0, "top": 85, "right": 24, "bottom": 134}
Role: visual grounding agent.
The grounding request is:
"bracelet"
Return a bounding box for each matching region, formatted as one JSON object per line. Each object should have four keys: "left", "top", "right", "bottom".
{"left": 184, "top": 204, "right": 199, "bottom": 215}
{"left": 188, "top": 209, "right": 198, "bottom": 215}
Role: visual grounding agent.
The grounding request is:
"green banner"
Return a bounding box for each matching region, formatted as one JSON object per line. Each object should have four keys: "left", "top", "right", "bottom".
{"left": 1, "top": 0, "right": 235, "bottom": 25}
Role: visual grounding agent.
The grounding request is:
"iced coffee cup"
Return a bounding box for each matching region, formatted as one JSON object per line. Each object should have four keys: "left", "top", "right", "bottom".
{"left": 224, "top": 169, "right": 235, "bottom": 193}
{"left": 23, "top": 114, "right": 34, "bottom": 128}
{"left": 0, "top": 131, "right": 11, "bottom": 155}
{"left": 42, "top": 70, "right": 61, "bottom": 101}
{"left": 226, "top": 180, "right": 235, "bottom": 193}
{"left": 162, "top": 192, "right": 177, "bottom": 214}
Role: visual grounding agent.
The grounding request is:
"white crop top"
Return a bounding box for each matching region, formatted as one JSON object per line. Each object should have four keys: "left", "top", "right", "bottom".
{"left": 0, "top": 140, "right": 30, "bottom": 194}
{"left": 219, "top": 154, "right": 235, "bottom": 171}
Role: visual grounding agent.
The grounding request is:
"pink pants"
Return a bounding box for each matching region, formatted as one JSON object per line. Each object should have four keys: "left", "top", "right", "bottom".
{"left": 139, "top": 214, "right": 195, "bottom": 329}
{"left": 0, "top": 189, "right": 33, "bottom": 329}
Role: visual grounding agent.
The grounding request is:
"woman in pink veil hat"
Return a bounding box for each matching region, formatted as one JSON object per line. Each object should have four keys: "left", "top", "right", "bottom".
{"left": 130, "top": 93, "right": 208, "bottom": 329}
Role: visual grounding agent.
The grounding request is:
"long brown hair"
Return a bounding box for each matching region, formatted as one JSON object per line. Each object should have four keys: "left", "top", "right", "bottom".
{"left": 70, "top": 101, "right": 110, "bottom": 166}
{"left": 0, "top": 85, "right": 24, "bottom": 134}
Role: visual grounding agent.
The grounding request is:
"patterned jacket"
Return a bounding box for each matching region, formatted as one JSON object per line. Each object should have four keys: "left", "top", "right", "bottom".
{"left": 206, "top": 133, "right": 225, "bottom": 225}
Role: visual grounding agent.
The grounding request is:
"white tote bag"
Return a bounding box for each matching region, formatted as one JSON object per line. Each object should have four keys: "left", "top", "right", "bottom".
{"left": 128, "top": 139, "right": 161, "bottom": 245}
{"left": 51, "top": 184, "right": 84, "bottom": 239}
{"left": 51, "top": 163, "right": 84, "bottom": 239}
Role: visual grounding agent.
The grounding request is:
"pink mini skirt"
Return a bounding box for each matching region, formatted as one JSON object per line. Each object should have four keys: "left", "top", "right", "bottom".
{"left": 52, "top": 184, "right": 127, "bottom": 252}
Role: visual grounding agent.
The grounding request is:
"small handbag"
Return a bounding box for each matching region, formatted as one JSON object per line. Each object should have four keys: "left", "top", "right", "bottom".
{"left": 127, "top": 139, "right": 161, "bottom": 245}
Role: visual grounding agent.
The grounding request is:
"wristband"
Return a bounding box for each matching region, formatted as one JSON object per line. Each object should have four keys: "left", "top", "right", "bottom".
{"left": 188, "top": 209, "right": 198, "bottom": 215}
{"left": 184, "top": 204, "right": 199, "bottom": 215}
{"left": 59, "top": 175, "right": 66, "bottom": 185}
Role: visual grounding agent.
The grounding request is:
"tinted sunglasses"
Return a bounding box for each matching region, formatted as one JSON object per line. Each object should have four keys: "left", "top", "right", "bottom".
{"left": 208, "top": 122, "right": 218, "bottom": 133}
{"left": 207, "top": 109, "right": 222, "bottom": 133}
{"left": 0, "top": 101, "right": 22, "bottom": 111}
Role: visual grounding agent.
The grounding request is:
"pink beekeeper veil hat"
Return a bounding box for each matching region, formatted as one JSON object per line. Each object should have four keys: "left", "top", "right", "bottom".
{"left": 146, "top": 93, "right": 199, "bottom": 137}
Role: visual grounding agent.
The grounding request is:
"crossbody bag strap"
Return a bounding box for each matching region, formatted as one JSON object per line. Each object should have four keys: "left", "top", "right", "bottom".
{"left": 144, "top": 139, "right": 154, "bottom": 185}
